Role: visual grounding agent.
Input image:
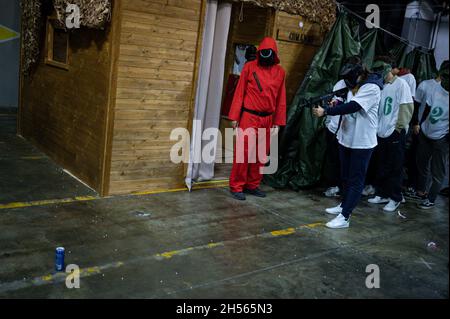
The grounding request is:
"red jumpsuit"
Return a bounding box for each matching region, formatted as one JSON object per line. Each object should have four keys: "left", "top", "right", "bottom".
{"left": 228, "top": 37, "right": 287, "bottom": 193}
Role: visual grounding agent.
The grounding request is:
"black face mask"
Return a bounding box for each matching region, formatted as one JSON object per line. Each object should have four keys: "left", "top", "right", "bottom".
{"left": 259, "top": 49, "right": 275, "bottom": 66}
{"left": 340, "top": 63, "right": 363, "bottom": 89}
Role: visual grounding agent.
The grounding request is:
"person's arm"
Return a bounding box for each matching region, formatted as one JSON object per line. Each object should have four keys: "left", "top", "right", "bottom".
{"left": 421, "top": 103, "right": 432, "bottom": 125}
{"left": 411, "top": 100, "right": 421, "bottom": 126}
{"left": 396, "top": 81, "right": 414, "bottom": 132}
{"left": 396, "top": 103, "right": 414, "bottom": 132}
{"left": 325, "top": 100, "right": 362, "bottom": 115}
{"left": 228, "top": 63, "right": 250, "bottom": 123}
{"left": 273, "top": 71, "right": 287, "bottom": 126}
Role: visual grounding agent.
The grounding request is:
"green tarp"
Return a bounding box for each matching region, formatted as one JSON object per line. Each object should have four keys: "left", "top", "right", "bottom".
{"left": 264, "top": 11, "right": 439, "bottom": 191}
{"left": 264, "top": 12, "right": 361, "bottom": 190}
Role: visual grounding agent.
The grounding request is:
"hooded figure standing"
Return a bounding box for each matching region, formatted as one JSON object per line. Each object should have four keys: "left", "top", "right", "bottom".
{"left": 228, "top": 37, "right": 287, "bottom": 200}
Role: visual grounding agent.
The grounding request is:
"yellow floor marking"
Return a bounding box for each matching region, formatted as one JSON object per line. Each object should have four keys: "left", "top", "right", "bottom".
{"left": 0, "top": 196, "right": 98, "bottom": 210}
{"left": 271, "top": 228, "right": 296, "bottom": 236}
{"left": 1, "top": 221, "right": 325, "bottom": 292}
{"left": 0, "top": 181, "right": 230, "bottom": 210}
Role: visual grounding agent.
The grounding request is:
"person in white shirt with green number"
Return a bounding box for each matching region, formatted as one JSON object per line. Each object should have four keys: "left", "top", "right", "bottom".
{"left": 415, "top": 61, "right": 449, "bottom": 209}
{"left": 367, "top": 57, "right": 414, "bottom": 212}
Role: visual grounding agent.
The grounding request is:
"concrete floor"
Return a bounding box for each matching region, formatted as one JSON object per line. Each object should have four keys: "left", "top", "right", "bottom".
{"left": 0, "top": 113, "right": 448, "bottom": 299}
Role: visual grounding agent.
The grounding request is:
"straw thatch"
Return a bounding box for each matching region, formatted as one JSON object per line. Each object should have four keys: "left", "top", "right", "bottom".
{"left": 232, "top": 0, "right": 336, "bottom": 31}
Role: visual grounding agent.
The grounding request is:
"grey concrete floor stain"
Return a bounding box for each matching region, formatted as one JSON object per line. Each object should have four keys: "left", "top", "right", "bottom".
{"left": 0, "top": 112, "right": 448, "bottom": 298}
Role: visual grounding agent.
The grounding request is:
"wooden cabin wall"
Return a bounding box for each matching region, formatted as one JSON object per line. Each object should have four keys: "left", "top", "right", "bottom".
{"left": 19, "top": 16, "right": 114, "bottom": 192}
{"left": 272, "top": 11, "right": 324, "bottom": 104}
{"left": 108, "top": 0, "right": 203, "bottom": 194}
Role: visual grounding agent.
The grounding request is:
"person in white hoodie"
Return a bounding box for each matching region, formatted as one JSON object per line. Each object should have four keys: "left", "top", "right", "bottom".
{"left": 367, "top": 57, "right": 414, "bottom": 212}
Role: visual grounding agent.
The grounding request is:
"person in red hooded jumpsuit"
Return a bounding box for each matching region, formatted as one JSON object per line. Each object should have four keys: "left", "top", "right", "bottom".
{"left": 228, "top": 37, "right": 286, "bottom": 200}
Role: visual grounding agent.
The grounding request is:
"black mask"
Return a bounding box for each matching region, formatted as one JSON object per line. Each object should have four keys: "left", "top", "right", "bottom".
{"left": 259, "top": 49, "right": 275, "bottom": 66}
{"left": 340, "top": 63, "right": 363, "bottom": 89}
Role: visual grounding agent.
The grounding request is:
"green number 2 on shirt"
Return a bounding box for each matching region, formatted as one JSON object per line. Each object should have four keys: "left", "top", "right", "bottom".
{"left": 383, "top": 97, "right": 393, "bottom": 115}
{"left": 429, "top": 106, "right": 444, "bottom": 124}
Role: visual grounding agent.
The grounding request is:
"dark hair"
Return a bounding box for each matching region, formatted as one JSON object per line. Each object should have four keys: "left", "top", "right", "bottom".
{"left": 439, "top": 60, "right": 449, "bottom": 72}
{"left": 344, "top": 55, "right": 362, "bottom": 65}
{"left": 373, "top": 55, "right": 395, "bottom": 65}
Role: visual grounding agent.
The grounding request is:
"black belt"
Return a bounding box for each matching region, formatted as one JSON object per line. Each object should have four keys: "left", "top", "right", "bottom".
{"left": 242, "top": 107, "right": 273, "bottom": 117}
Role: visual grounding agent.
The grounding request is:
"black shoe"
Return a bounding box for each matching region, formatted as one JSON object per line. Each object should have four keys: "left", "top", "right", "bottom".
{"left": 231, "top": 192, "right": 246, "bottom": 200}
{"left": 404, "top": 190, "right": 427, "bottom": 201}
{"left": 244, "top": 188, "right": 266, "bottom": 198}
{"left": 417, "top": 199, "right": 435, "bottom": 210}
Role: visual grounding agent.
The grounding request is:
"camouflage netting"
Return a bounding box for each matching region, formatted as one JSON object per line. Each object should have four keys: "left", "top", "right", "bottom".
{"left": 232, "top": 0, "right": 337, "bottom": 31}
{"left": 20, "top": 0, "right": 111, "bottom": 75}
{"left": 53, "top": 0, "right": 111, "bottom": 29}
{"left": 20, "top": 0, "right": 42, "bottom": 76}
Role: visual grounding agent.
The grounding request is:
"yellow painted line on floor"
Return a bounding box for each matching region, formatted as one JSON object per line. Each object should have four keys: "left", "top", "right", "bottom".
{"left": 271, "top": 228, "right": 296, "bottom": 236}
{"left": 20, "top": 156, "right": 46, "bottom": 160}
{"left": 0, "top": 196, "right": 98, "bottom": 210}
{"left": 0, "top": 183, "right": 228, "bottom": 210}
{"left": 1, "top": 221, "right": 325, "bottom": 293}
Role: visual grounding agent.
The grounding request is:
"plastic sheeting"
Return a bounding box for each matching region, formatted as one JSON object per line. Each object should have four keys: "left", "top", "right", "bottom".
{"left": 264, "top": 12, "right": 361, "bottom": 190}
{"left": 264, "top": 11, "right": 439, "bottom": 190}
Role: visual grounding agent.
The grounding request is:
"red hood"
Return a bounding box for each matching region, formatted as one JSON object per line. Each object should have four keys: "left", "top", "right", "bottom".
{"left": 257, "top": 37, "right": 280, "bottom": 64}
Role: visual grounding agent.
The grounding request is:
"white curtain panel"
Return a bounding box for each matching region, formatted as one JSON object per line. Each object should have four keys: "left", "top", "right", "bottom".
{"left": 185, "top": 0, "right": 232, "bottom": 190}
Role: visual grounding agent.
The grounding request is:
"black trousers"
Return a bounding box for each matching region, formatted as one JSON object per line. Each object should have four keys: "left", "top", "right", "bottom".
{"left": 324, "top": 128, "right": 341, "bottom": 188}
{"left": 404, "top": 130, "right": 419, "bottom": 188}
{"left": 374, "top": 130, "right": 406, "bottom": 203}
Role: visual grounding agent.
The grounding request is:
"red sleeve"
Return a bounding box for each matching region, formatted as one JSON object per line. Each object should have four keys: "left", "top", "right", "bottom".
{"left": 273, "top": 70, "right": 286, "bottom": 126}
{"left": 228, "top": 63, "right": 249, "bottom": 121}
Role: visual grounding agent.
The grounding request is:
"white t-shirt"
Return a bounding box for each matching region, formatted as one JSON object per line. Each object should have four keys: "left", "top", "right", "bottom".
{"left": 325, "top": 79, "right": 347, "bottom": 134}
{"left": 415, "top": 79, "right": 441, "bottom": 122}
{"left": 337, "top": 83, "right": 381, "bottom": 149}
{"left": 400, "top": 73, "right": 416, "bottom": 98}
{"left": 377, "top": 77, "right": 414, "bottom": 138}
{"left": 421, "top": 83, "right": 449, "bottom": 140}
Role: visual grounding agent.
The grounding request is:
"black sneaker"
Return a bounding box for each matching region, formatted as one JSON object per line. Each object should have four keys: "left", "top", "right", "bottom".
{"left": 244, "top": 188, "right": 266, "bottom": 198}
{"left": 231, "top": 192, "right": 246, "bottom": 201}
{"left": 417, "top": 199, "right": 435, "bottom": 210}
{"left": 404, "top": 190, "right": 428, "bottom": 201}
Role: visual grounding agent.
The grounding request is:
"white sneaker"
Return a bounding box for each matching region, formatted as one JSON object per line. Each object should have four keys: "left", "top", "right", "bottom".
{"left": 325, "top": 204, "right": 343, "bottom": 215}
{"left": 362, "top": 185, "right": 376, "bottom": 196}
{"left": 326, "top": 213, "right": 350, "bottom": 229}
{"left": 324, "top": 186, "right": 340, "bottom": 197}
{"left": 368, "top": 196, "right": 390, "bottom": 204}
{"left": 383, "top": 199, "right": 401, "bottom": 212}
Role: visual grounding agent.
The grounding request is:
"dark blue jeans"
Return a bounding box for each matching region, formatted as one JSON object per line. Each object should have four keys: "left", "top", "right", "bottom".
{"left": 339, "top": 145, "right": 374, "bottom": 219}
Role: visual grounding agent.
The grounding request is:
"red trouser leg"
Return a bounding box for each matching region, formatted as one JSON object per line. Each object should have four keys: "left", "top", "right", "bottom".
{"left": 229, "top": 112, "right": 272, "bottom": 192}
{"left": 230, "top": 141, "right": 249, "bottom": 193}
{"left": 247, "top": 125, "right": 271, "bottom": 190}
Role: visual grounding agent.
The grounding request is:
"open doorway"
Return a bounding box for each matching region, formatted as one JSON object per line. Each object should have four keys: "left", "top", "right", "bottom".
{"left": 186, "top": 1, "right": 273, "bottom": 187}
{"left": 215, "top": 3, "right": 273, "bottom": 180}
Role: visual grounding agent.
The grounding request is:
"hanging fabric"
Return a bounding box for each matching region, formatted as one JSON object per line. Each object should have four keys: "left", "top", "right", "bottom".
{"left": 185, "top": 0, "right": 232, "bottom": 190}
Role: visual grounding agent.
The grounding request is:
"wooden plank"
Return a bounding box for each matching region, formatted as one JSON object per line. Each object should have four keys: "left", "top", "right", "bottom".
{"left": 115, "top": 98, "right": 190, "bottom": 109}
{"left": 118, "top": 54, "right": 194, "bottom": 72}
{"left": 120, "top": 21, "right": 198, "bottom": 41}
{"left": 117, "top": 77, "right": 191, "bottom": 91}
{"left": 123, "top": 0, "right": 201, "bottom": 20}
{"left": 122, "top": 10, "right": 199, "bottom": 31}
{"left": 118, "top": 66, "right": 193, "bottom": 82}
{"left": 119, "top": 44, "right": 196, "bottom": 61}
{"left": 120, "top": 32, "right": 197, "bottom": 52}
